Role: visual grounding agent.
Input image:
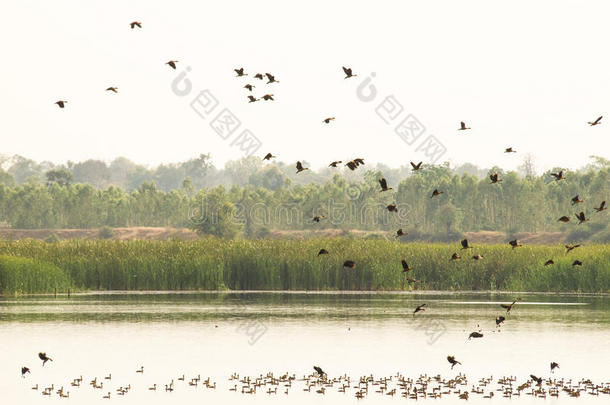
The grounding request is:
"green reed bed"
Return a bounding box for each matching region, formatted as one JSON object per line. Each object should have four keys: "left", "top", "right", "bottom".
{"left": 0, "top": 255, "right": 71, "bottom": 294}
{"left": 0, "top": 239, "right": 608, "bottom": 294}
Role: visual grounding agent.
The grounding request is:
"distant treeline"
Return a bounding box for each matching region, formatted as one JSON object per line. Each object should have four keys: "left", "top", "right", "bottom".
{"left": 0, "top": 155, "right": 608, "bottom": 240}
{"left": 0, "top": 240, "right": 608, "bottom": 294}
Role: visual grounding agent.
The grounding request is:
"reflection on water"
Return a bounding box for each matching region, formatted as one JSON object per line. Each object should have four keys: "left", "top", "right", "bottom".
{"left": 1, "top": 291, "right": 609, "bottom": 404}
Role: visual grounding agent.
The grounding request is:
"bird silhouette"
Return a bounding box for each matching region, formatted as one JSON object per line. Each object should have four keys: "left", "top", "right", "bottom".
{"left": 544, "top": 259, "right": 554, "bottom": 266}
{"left": 343, "top": 260, "right": 355, "bottom": 268}
{"left": 504, "top": 147, "right": 516, "bottom": 153}
{"left": 313, "top": 366, "right": 325, "bottom": 376}
{"left": 495, "top": 316, "right": 506, "bottom": 326}
{"left": 447, "top": 356, "right": 461, "bottom": 369}
{"left": 575, "top": 211, "right": 587, "bottom": 224}
{"left": 572, "top": 260, "right": 583, "bottom": 266}
{"left": 166, "top": 60, "right": 178, "bottom": 69}
{"left": 410, "top": 161, "right": 423, "bottom": 171}
{"left": 530, "top": 375, "right": 543, "bottom": 386}
{"left": 21, "top": 367, "right": 30, "bottom": 377}
{"left": 550, "top": 362, "right": 560, "bottom": 372}
{"left": 468, "top": 332, "right": 484, "bottom": 340}
{"left": 342, "top": 66, "right": 356, "bottom": 79}
{"left": 105, "top": 87, "right": 118, "bottom": 93}
{"left": 509, "top": 239, "right": 522, "bottom": 249}
{"left": 558, "top": 216, "right": 570, "bottom": 223}
{"left": 328, "top": 161, "right": 342, "bottom": 167}
{"left": 317, "top": 249, "right": 329, "bottom": 256}
{"left": 322, "top": 117, "right": 335, "bottom": 124}
{"left": 396, "top": 229, "right": 406, "bottom": 238}
{"left": 379, "top": 178, "right": 392, "bottom": 192}
{"left": 261, "top": 94, "right": 274, "bottom": 101}
{"left": 263, "top": 153, "right": 275, "bottom": 161}
{"left": 296, "top": 161, "right": 309, "bottom": 173}
{"left": 550, "top": 170, "right": 565, "bottom": 181}
{"left": 500, "top": 301, "right": 516, "bottom": 313}
{"left": 451, "top": 252, "right": 461, "bottom": 260}
{"left": 353, "top": 158, "right": 365, "bottom": 165}
{"left": 130, "top": 21, "right": 142, "bottom": 29}
{"left": 571, "top": 195, "right": 583, "bottom": 205}
{"left": 234, "top": 68, "right": 247, "bottom": 77}
{"left": 594, "top": 201, "right": 606, "bottom": 212}
{"left": 345, "top": 161, "right": 358, "bottom": 170}
{"left": 38, "top": 353, "right": 52, "bottom": 366}
{"left": 244, "top": 84, "right": 255, "bottom": 91}
{"left": 489, "top": 173, "right": 502, "bottom": 184}
{"left": 265, "top": 73, "right": 279, "bottom": 83}
{"left": 247, "top": 95, "right": 259, "bottom": 103}
{"left": 313, "top": 215, "right": 325, "bottom": 223}
{"left": 461, "top": 239, "right": 472, "bottom": 249}
{"left": 473, "top": 254, "right": 484, "bottom": 260}
{"left": 458, "top": 121, "right": 470, "bottom": 131}
{"left": 413, "top": 303, "right": 426, "bottom": 314}
{"left": 401, "top": 260, "right": 412, "bottom": 272}
{"left": 387, "top": 203, "right": 398, "bottom": 213}
{"left": 55, "top": 100, "right": 67, "bottom": 108}
{"left": 431, "top": 189, "right": 444, "bottom": 198}
{"left": 588, "top": 116, "right": 602, "bottom": 126}
{"left": 565, "top": 244, "right": 581, "bottom": 253}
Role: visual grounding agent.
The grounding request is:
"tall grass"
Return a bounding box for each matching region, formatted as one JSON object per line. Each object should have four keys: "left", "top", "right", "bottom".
{"left": 0, "top": 239, "right": 608, "bottom": 293}
{"left": 0, "top": 255, "right": 71, "bottom": 294}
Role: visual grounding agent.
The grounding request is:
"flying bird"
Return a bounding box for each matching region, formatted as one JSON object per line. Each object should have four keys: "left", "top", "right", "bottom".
{"left": 550, "top": 170, "right": 565, "bottom": 181}
{"left": 244, "top": 84, "right": 255, "bottom": 91}
{"left": 345, "top": 161, "right": 358, "bottom": 171}
{"left": 105, "top": 87, "right": 118, "bottom": 93}
{"left": 504, "top": 147, "right": 516, "bottom": 153}
{"left": 328, "top": 161, "right": 342, "bottom": 167}
{"left": 265, "top": 73, "right": 279, "bottom": 83}
{"left": 490, "top": 173, "right": 502, "bottom": 184}
{"left": 594, "top": 201, "right": 606, "bottom": 212}
{"left": 261, "top": 94, "right": 274, "bottom": 101}
{"left": 530, "top": 375, "right": 543, "bottom": 386}
{"left": 431, "top": 189, "right": 444, "bottom": 198}
{"left": 458, "top": 121, "right": 471, "bottom": 131}
{"left": 166, "top": 60, "right": 178, "bottom": 69}
{"left": 401, "top": 260, "right": 412, "bottom": 272}
{"left": 313, "top": 215, "right": 325, "bottom": 223}
{"left": 38, "top": 353, "right": 52, "bottom": 366}
{"left": 413, "top": 303, "right": 426, "bottom": 315}
{"left": 575, "top": 211, "right": 587, "bottom": 224}
{"left": 461, "top": 239, "right": 472, "bottom": 249}
{"left": 571, "top": 195, "right": 583, "bottom": 205}
{"left": 353, "top": 158, "right": 365, "bottom": 166}
{"left": 396, "top": 229, "right": 406, "bottom": 238}
{"left": 342, "top": 66, "right": 356, "bottom": 79}
{"left": 468, "top": 332, "right": 484, "bottom": 340}
{"left": 379, "top": 178, "right": 392, "bottom": 192}
{"left": 500, "top": 301, "right": 516, "bottom": 313}
{"left": 588, "top": 116, "right": 602, "bottom": 126}
{"left": 21, "top": 367, "right": 30, "bottom": 377}
{"left": 550, "top": 362, "right": 560, "bottom": 372}
{"left": 318, "top": 249, "right": 329, "bottom": 256}
{"left": 387, "top": 204, "right": 398, "bottom": 213}
{"left": 509, "top": 239, "right": 522, "bottom": 249}
{"left": 495, "top": 316, "right": 506, "bottom": 326}
{"left": 343, "top": 260, "right": 355, "bottom": 268}
{"left": 130, "top": 21, "right": 142, "bottom": 29}
{"left": 247, "top": 95, "right": 259, "bottom": 103}
{"left": 55, "top": 100, "right": 67, "bottom": 108}
{"left": 313, "top": 366, "right": 325, "bottom": 376}
{"left": 263, "top": 153, "right": 275, "bottom": 161}
{"left": 234, "top": 68, "right": 247, "bottom": 77}
{"left": 473, "top": 254, "right": 484, "bottom": 260}
{"left": 296, "top": 161, "right": 309, "bottom": 173}
{"left": 565, "top": 244, "right": 581, "bottom": 253}
{"left": 253, "top": 73, "right": 264, "bottom": 80}
{"left": 558, "top": 216, "right": 570, "bottom": 223}
{"left": 544, "top": 259, "right": 554, "bottom": 266}
{"left": 572, "top": 260, "right": 583, "bottom": 266}
{"left": 410, "top": 161, "right": 423, "bottom": 171}
{"left": 322, "top": 117, "right": 335, "bottom": 124}
{"left": 451, "top": 252, "right": 461, "bottom": 260}
{"left": 447, "top": 356, "right": 461, "bottom": 369}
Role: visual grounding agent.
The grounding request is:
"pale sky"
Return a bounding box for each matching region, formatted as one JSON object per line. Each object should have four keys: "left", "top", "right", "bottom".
{"left": 1, "top": 0, "right": 609, "bottom": 173}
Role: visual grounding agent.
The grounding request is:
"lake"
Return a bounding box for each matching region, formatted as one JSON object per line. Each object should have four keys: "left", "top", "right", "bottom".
{"left": 1, "top": 291, "right": 609, "bottom": 403}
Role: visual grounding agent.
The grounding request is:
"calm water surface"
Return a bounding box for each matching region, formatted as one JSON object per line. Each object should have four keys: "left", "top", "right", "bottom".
{"left": 1, "top": 291, "right": 609, "bottom": 404}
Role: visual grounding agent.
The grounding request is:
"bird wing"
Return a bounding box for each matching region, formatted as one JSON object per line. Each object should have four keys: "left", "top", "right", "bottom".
{"left": 379, "top": 178, "right": 387, "bottom": 189}
{"left": 595, "top": 116, "right": 603, "bottom": 124}
{"left": 461, "top": 239, "right": 468, "bottom": 248}
{"left": 296, "top": 161, "right": 303, "bottom": 170}
{"left": 342, "top": 66, "right": 350, "bottom": 75}
{"left": 460, "top": 121, "right": 466, "bottom": 129}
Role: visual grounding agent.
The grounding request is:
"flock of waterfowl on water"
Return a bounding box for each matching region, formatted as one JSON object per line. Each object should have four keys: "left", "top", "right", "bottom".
{"left": 19, "top": 362, "right": 610, "bottom": 400}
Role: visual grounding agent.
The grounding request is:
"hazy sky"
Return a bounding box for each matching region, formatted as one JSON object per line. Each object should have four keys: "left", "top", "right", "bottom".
{"left": 1, "top": 0, "right": 609, "bottom": 173}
